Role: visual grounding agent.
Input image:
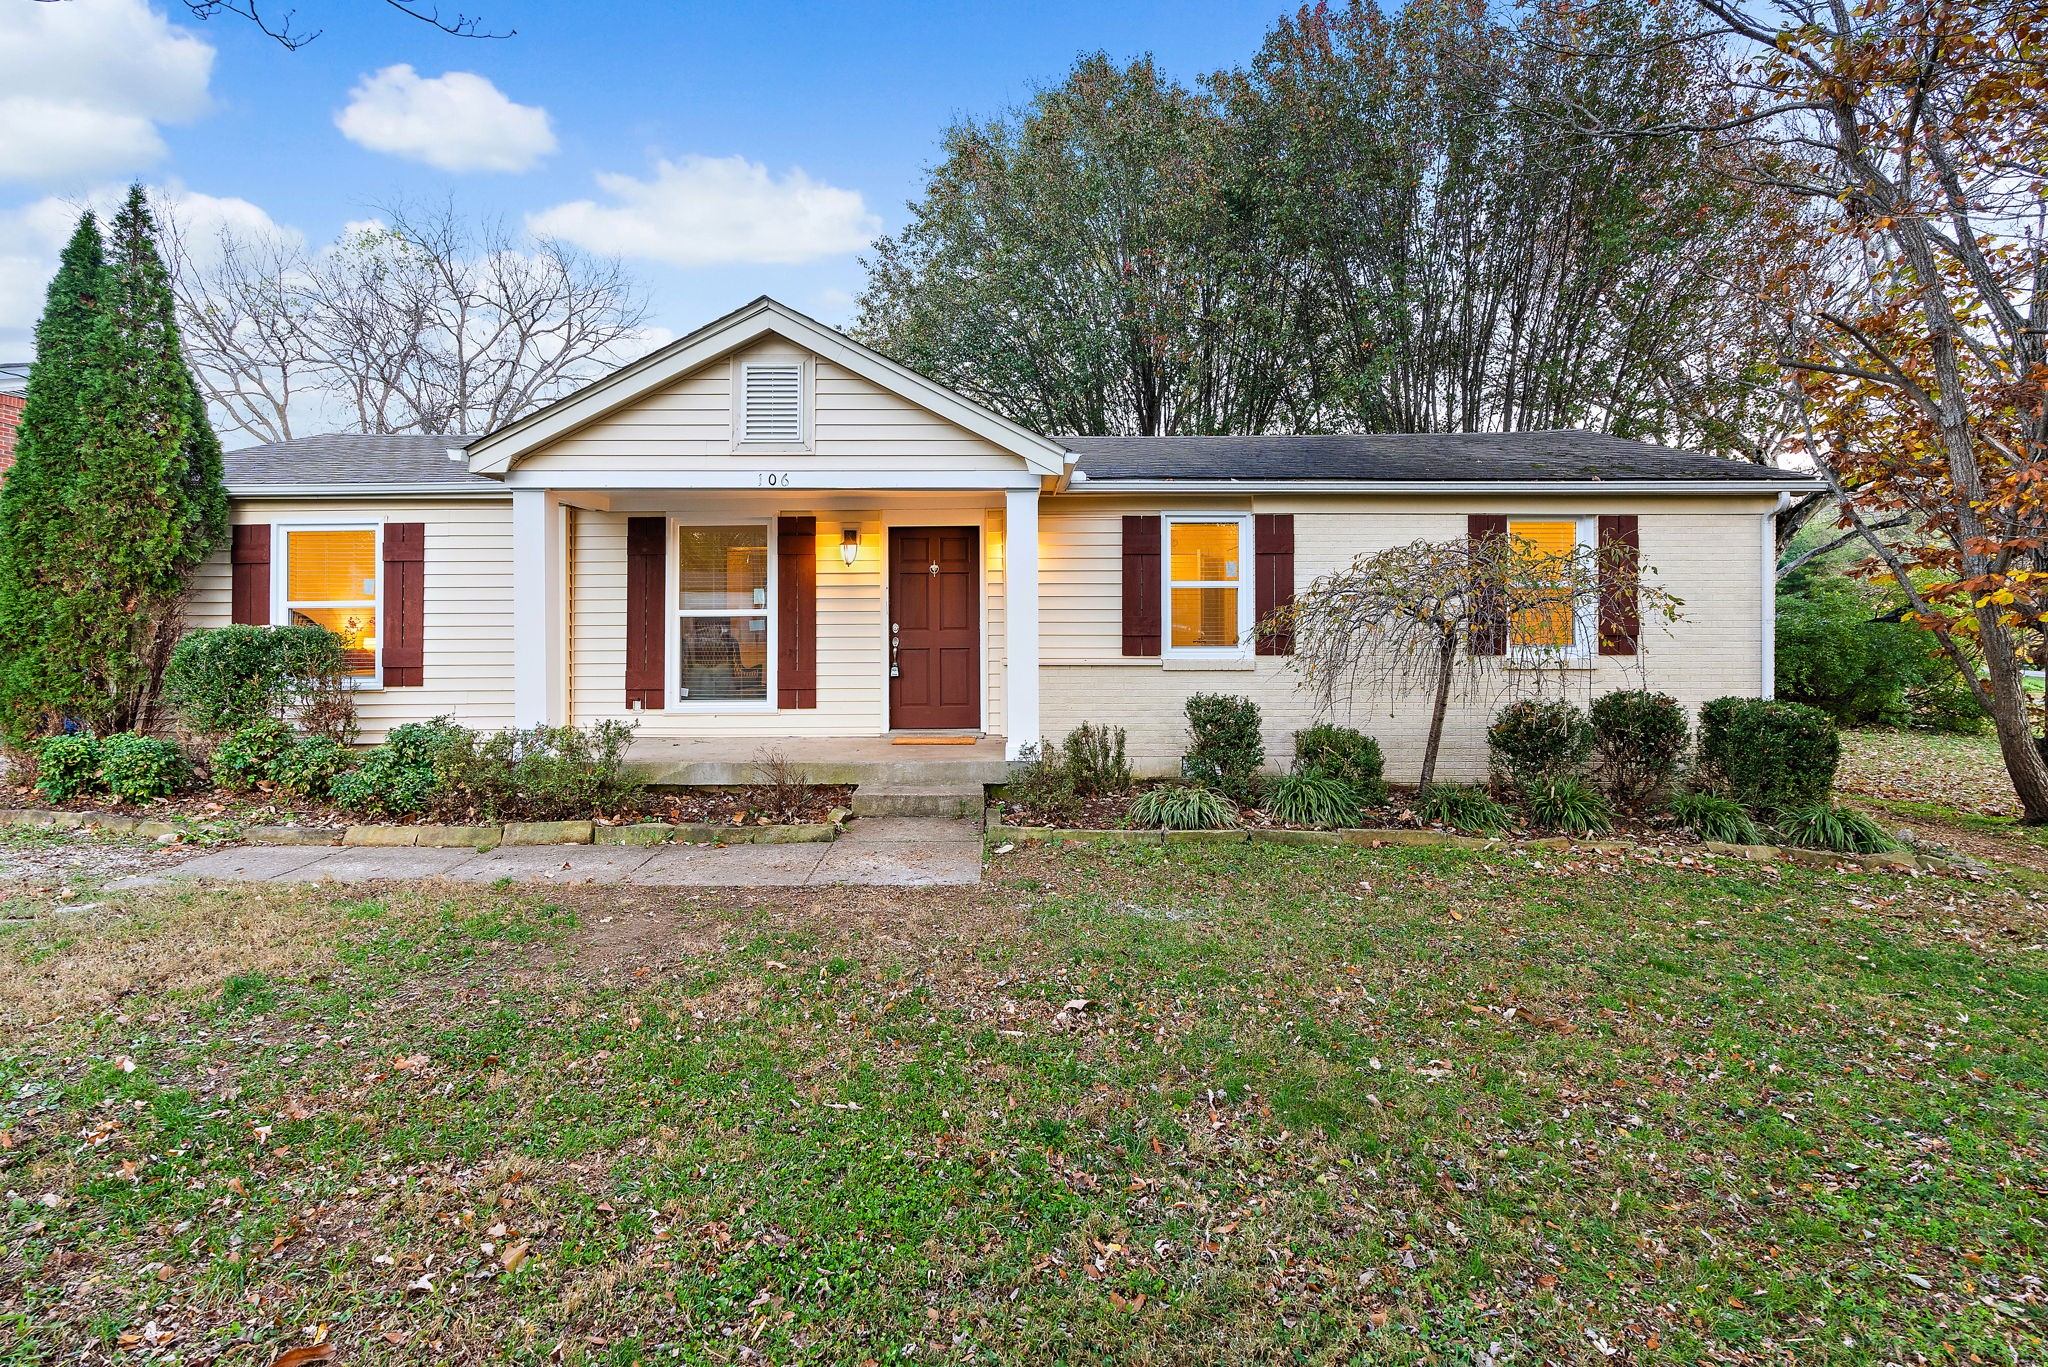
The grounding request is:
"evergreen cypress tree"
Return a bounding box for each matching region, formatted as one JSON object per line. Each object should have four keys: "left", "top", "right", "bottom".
{"left": 0, "top": 188, "right": 229, "bottom": 745}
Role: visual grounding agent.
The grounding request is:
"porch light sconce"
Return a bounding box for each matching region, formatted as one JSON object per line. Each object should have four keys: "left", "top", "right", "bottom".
{"left": 839, "top": 525, "right": 860, "bottom": 568}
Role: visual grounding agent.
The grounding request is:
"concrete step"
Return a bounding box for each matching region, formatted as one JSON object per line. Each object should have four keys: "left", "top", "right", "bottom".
{"left": 850, "top": 782, "right": 986, "bottom": 820}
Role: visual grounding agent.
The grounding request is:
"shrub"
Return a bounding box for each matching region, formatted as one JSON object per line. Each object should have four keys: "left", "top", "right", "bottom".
{"left": 209, "top": 719, "right": 291, "bottom": 792}
{"left": 1061, "top": 722, "right": 1131, "bottom": 797}
{"left": 1128, "top": 783, "right": 1240, "bottom": 831}
{"left": 1487, "top": 698, "right": 1592, "bottom": 793}
{"left": 1907, "top": 678, "right": 1989, "bottom": 736}
{"left": 1416, "top": 782, "right": 1511, "bottom": 835}
{"left": 1670, "top": 791, "right": 1764, "bottom": 845}
{"left": 748, "top": 747, "right": 815, "bottom": 824}
{"left": 162, "top": 624, "right": 358, "bottom": 741}
{"left": 329, "top": 719, "right": 465, "bottom": 816}
{"left": 1697, "top": 696, "right": 1840, "bottom": 814}
{"left": 1182, "top": 694, "right": 1264, "bottom": 800}
{"left": 1293, "top": 724, "right": 1386, "bottom": 804}
{"left": 1005, "top": 740, "right": 1081, "bottom": 823}
{"left": 97, "top": 733, "right": 187, "bottom": 803}
{"left": 35, "top": 732, "right": 102, "bottom": 801}
{"left": 1586, "top": 689, "right": 1687, "bottom": 811}
{"left": 1775, "top": 804, "right": 1899, "bottom": 854}
{"left": 432, "top": 720, "right": 641, "bottom": 821}
{"left": 1519, "top": 776, "right": 1613, "bottom": 836}
{"left": 1261, "top": 773, "right": 1363, "bottom": 828}
{"left": 270, "top": 736, "right": 356, "bottom": 801}
{"left": 1775, "top": 572, "right": 1984, "bottom": 731}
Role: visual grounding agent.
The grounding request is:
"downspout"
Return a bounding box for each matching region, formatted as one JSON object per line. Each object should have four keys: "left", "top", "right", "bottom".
{"left": 1762, "top": 493, "right": 1788, "bottom": 697}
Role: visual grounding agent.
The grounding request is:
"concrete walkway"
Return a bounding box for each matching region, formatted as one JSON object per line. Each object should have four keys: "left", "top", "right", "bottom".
{"left": 119, "top": 816, "right": 985, "bottom": 889}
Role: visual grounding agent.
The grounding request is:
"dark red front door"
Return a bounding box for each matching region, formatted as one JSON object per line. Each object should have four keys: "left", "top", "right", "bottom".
{"left": 890, "top": 526, "right": 979, "bottom": 730}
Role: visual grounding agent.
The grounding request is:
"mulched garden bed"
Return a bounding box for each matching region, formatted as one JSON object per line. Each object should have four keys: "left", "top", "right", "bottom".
{"left": 1, "top": 782, "right": 856, "bottom": 831}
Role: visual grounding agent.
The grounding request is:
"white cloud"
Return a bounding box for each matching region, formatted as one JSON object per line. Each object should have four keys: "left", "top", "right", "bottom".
{"left": 0, "top": 0, "right": 214, "bottom": 185}
{"left": 0, "top": 185, "right": 294, "bottom": 352}
{"left": 336, "top": 65, "right": 555, "bottom": 173}
{"left": 527, "top": 155, "right": 879, "bottom": 267}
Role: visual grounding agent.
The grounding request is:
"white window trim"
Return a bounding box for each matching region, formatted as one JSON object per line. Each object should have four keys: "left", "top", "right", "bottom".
{"left": 730, "top": 356, "right": 813, "bottom": 454}
{"left": 1161, "top": 512, "right": 1255, "bottom": 662}
{"left": 667, "top": 516, "right": 778, "bottom": 713}
{"left": 271, "top": 519, "right": 385, "bottom": 691}
{"left": 1504, "top": 513, "right": 1597, "bottom": 667}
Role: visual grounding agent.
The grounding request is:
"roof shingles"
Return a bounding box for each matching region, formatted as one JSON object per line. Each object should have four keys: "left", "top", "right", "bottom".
{"left": 223, "top": 433, "right": 493, "bottom": 489}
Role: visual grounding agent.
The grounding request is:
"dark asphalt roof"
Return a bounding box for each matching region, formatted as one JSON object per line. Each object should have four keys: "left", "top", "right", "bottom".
{"left": 222, "top": 433, "right": 495, "bottom": 489}
{"left": 1058, "top": 431, "right": 1810, "bottom": 484}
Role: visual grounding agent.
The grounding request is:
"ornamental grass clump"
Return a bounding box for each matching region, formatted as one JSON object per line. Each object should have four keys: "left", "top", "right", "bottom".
{"left": 1775, "top": 804, "right": 1899, "bottom": 855}
{"left": 1670, "top": 791, "right": 1764, "bottom": 845}
{"left": 1128, "top": 784, "right": 1240, "bottom": 831}
{"left": 1519, "top": 776, "right": 1614, "bottom": 836}
{"left": 1260, "top": 772, "right": 1363, "bottom": 828}
{"left": 1416, "top": 782, "right": 1511, "bottom": 835}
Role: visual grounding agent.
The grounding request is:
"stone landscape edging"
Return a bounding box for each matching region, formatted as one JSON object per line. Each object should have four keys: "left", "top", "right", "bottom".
{"left": 986, "top": 812, "right": 1948, "bottom": 872}
{"left": 0, "top": 808, "right": 841, "bottom": 849}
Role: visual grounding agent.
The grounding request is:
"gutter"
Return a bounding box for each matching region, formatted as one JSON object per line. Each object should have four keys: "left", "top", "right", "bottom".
{"left": 226, "top": 483, "right": 509, "bottom": 498}
{"left": 1060, "top": 478, "right": 1825, "bottom": 495}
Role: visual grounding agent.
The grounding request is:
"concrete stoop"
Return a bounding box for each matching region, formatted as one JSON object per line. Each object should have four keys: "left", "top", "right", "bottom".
{"left": 849, "top": 782, "right": 986, "bottom": 820}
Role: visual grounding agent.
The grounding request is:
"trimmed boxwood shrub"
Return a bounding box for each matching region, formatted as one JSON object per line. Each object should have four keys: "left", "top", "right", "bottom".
{"left": 209, "top": 719, "right": 292, "bottom": 792}
{"left": 329, "top": 718, "right": 465, "bottom": 816}
{"left": 1182, "top": 694, "right": 1263, "bottom": 800}
{"left": 35, "top": 732, "right": 102, "bottom": 800}
{"left": 97, "top": 733, "right": 188, "bottom": 803}
{"left": 1293, "top": 724, "right": 1386, "bottom": 804}
{"left": 1697, "top": 696, "right": 1840, "bottom": 814}
{"left": 1587, "top": 689, "right": 1688, "bottom": 811}
{"left": 270, "top": 736, "right": 356, "bottom": 800}
{"left": 162, "top": 624, "right": 357, "bottom": 740}
{"left": 1487, "top": 699, "right": 1592, "bottom": 792}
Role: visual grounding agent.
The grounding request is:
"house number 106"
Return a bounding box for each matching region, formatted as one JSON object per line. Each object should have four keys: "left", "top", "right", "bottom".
{"left": 757, "top": 472, "right": 791, "bottom": 487}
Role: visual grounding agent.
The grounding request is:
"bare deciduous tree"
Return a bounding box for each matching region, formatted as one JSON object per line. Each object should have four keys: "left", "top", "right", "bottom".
{"left": 1282, "top": 533, "right": 1679, "bottom": 783}
{"left": 167, "top": 202, "right": 651, "bottom": 440}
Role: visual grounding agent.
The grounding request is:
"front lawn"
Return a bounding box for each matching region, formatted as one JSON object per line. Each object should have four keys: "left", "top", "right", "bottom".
{"left": 3, "top": 843, "right": 2044, "bottom": 1364}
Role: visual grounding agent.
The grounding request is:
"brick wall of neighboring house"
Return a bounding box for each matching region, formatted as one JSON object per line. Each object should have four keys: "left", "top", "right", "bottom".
{"left": 0, "top": 388, "right": 23, "bottom": 483}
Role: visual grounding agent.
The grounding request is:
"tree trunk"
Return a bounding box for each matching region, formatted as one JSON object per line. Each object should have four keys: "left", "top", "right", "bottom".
{"left": 1975, "top": 613, "right": 2048, "bottom": 823}
{"left": 1418, "top": 631, "right": 1458, "bottom": 787}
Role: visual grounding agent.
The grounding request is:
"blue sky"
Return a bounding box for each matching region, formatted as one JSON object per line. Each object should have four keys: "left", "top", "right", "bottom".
{"left": 0, "top": 0, "right": 1287, "bottom": 359}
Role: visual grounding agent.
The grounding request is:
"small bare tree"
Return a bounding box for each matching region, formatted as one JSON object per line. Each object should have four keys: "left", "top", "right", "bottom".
{"left": 1281, "top": 533, "right": 1680, "bottom": 784}
{"left": 167, "top": 201, "right": 650, "bottom": 441}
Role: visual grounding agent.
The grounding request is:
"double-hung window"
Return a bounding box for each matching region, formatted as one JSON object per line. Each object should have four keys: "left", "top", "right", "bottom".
{"left": 675, "top": 524, "right": 772, "bottom": 704}
{"left": 1506, "top": 516, "right": 1592, "bottom": 657}
{"left": 280, "top": 525, "right": 380, "bottom": 680}
{"left": 1165, "top": 515, "right": 1251, "bottom": 657}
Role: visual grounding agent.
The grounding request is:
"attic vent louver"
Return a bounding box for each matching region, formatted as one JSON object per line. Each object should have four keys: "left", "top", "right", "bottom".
{"left": 741, "top": 361, "right": 804, "bottom": 443}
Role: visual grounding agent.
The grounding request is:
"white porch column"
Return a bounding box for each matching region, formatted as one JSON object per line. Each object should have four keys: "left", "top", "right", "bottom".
{"left": 1003, "top": 487, "right": 1041, "bottom": 759}
{"left": 511, "top": 488, "right": 563, "bottom": 726}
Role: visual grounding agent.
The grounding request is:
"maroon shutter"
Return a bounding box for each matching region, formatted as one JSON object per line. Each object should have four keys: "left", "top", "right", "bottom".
{"left": 624, "top": 517, "right": 666, "bottom": 709}
{"left": 230, "top": 524, "right": 270, "bottom": 626}
{"left": 1598, "top": 513, "right": 1642, "bottom": 656}
{"left": 1254, "top": 513, "right": 1295, "bottom": 656}
{"left": 1468, "top": 513, "right": 1509, "bottom": 656}
{"left": 381, "top": 522, "right": 426, "bottom": 687}
{"left": 777, "top": 515, "right": 818, "bottom": 709}
{"left": 1121, "top": 515, "right": 1162, "bottom": 656}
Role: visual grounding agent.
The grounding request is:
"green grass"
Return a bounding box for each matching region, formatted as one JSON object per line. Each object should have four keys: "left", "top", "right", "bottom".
{"left": 2, "top": 846, "right": 2044, "bottom": 1365}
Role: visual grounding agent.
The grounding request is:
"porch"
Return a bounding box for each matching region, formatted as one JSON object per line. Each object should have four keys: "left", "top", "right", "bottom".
{"left": 624, "top": 732, "right": 1014, "bottom": 786}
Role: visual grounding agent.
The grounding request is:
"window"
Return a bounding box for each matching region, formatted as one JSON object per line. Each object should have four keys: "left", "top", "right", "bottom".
{"left": 281, "top": 526, "right": 379, "bottom": 678}
{"left": 676, "top": 524, "right": 771, "bottom": 703}
{"left": 739, "top": 361, "right": 804, "bottom": 443}
{"left": 1166, "top": 516, "right": 1250, "bottom": 654}
{"left": 1507, "top": 517, "right": 1585, "bottom": 653}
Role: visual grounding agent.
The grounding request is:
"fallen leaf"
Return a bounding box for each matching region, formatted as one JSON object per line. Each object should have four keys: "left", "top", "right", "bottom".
{"left": 500, "top": 1239, "right": 530, "bottom": 1272}
{"left": 267, "top": 1346, "right": 335, "bottom": 1367}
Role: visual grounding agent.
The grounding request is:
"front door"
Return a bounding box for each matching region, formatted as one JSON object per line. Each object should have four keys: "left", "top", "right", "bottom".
{"left": 889, "top": 526, "right": 979, "bottom": 730}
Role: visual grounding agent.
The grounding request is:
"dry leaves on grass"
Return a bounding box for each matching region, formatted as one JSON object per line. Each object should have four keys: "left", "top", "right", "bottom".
{"left": 1837, "top": 730, "right": 2018, "bottom": 818}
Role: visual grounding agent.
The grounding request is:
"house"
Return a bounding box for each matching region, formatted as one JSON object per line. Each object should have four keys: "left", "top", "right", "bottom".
{"left": 191, "top": 297, "right": 1817, "bottom": 784}
{"left": 0, "top": 361, "right": 28, "bottom": 483}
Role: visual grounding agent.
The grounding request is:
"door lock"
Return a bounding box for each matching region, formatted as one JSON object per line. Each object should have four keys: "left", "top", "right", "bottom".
{"left": 889, "top": 622, "right": 900, "bottom": 678}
